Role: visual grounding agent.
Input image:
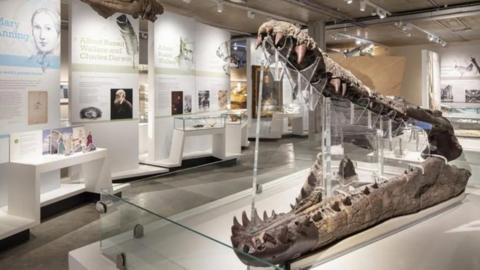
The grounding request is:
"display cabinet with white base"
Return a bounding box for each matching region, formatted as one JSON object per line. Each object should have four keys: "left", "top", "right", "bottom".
{"left": 0, "top": 148, "right": 113, "bottom": 248}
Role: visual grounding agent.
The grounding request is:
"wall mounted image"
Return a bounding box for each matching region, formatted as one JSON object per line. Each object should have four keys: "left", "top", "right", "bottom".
{"left": 111, "top": 88, "right": 133, "bottom": 120}
{"left": 28, "top": 91, "right": 48, "bottom": 125}
{"left": 171, "top": 91, "right": 183, "bottom": 115}
{"left": 80, "top": 107, "right": 103, "bottom": 120}
{"left": 198, "top": 90, "right": 210, "bottom": 111}
{"left": 184, "top": 94, "right": 192, "bottom": 114}
{"left": 466, "top": 89, "right": 480, "bottom": 103}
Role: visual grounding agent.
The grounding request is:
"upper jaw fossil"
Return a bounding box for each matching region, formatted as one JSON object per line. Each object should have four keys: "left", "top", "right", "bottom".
{"left": 231, "top": 20, "right": 471, "bottom": 267}
{"left": 81, "top": 0, "right": 164, "bottom": 22}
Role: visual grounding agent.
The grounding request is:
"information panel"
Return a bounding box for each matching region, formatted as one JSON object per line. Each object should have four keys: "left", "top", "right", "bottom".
{"left": 70, "top": 0, "right": 139, "bottom": 123}
{"left": 0, "top": 0, "right": 60, "bottom": 134}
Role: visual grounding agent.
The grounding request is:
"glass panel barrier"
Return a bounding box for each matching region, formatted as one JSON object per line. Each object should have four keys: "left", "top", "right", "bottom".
{"left": 99, "top": 192, "right": 284, "bottom": 270}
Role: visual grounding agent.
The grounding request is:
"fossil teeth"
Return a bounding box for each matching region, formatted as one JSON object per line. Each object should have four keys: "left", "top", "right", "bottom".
{"left": 295, "top": 44, "right": 307, "bottom": 64}
{"left": 253, "top": 209, "right": 262, "bottom": 224}
{"left": 301, "top": 188, "right": 307, "bottom": 198}
{"left": 255, "top": 35, "right": 263, "bottom": 49}
{"left": 275, "top": 33, "right": 284, "bottom": 45}
{"left": 263, "top": 210, "right": 269, "bottom": 221}
{"left": 242, "top": 211, "right": 250, "bottom": 227}
{"left": 233, "top": 217, "right": 241, "bottom": 228}
{"left": 272, "top": 210, "right": 277, "bottom": 218}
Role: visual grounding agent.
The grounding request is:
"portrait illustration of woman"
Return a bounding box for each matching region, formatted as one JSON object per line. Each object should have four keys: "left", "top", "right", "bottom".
{"left": 30, "top": 8, "right": 60, "bottom": 72}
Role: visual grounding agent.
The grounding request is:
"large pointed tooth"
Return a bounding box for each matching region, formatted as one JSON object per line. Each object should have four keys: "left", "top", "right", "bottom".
{"left": 233, "top": 217, "right": 241, "bottom": 228}
{"left": 290, "top": 203, "right": 295, "bottom": 210}
{"left": 275, "top": 32, "right": 284, "bottom": 45}
{"left": 255, "top": 35, "right": 263, "bottom": 49}
{"left": 295, "top": 44, "right": 307, "bottom": 64}
{"left": 263, "top": 210, "right": 269, "bottom": 221}
{"left": 253, "top": 209, "right": 262, "bottom": 224}
{"left": 301, "top": 188, "right": 307, "bottom": 198}
{"left": 242, "top": 211, "right": 250, "bottom": 226}
{"left": 272, "top": 210, "right": 277, "bottom": 218}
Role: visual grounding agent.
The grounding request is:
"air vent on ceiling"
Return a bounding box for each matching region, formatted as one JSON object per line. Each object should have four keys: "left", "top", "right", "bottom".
{"left": 437, "top": 18, "right": 472, "bottom": 32}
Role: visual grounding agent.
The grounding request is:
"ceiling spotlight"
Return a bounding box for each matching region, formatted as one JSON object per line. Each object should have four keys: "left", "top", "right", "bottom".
{"left": 247, "top": 10, "right": 255, "bottom": 19}
{"left": 182, "top": 0, "right": 191, "bottom": 3}
{"left": 360, "top": 0, "right": 367, "bottom": 11}
{"left": 347, "top": 0, "right": 353, "bottom": 4}
{"left": 355, "top": 39, "right": 362, "bottom": 45}
{"left": 428, "top": 34, "right": 434, "bottom": 42}
{"left": 217, "top": 1, "right": 224, "bottom": 13}
{"left": 377, "top": 9, "right": 386, "bottom": 19}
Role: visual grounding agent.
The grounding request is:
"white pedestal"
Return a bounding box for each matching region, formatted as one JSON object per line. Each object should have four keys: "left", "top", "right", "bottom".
{"left": 144, "top": 126, "right": 239, "bottom": 168}
{"left": 0, "top": 148, "right": 112, "bottom": 241}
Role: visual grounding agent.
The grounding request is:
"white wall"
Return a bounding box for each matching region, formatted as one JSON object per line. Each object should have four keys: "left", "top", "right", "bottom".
{"left": 389, "top": 40, "right": 480, "bottom": 106}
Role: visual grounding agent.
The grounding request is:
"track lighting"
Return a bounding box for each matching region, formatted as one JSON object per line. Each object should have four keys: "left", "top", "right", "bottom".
{"left": 351, "top": 0, "right": 390, "bottom": 18}
{"left": 217, "top": 0, "right": 224, "bottom": 13}
{"left": 360, "top": 0, "right": 367, "bottom": 11}
{"left": 247, "top": 10, "right": 255, "bottom": 19}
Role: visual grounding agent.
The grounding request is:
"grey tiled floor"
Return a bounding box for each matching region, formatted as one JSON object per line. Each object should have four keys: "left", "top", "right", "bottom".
{"left": 0, "top": 137, "right": 319, "bottom": 270}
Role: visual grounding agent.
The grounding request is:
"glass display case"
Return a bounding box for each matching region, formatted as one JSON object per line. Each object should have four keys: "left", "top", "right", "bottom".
{"left": 222, "top": 109, "right": 248, "bottom": 125}
{"left": 174, "top": 115, "right": 227, "bottom": 131}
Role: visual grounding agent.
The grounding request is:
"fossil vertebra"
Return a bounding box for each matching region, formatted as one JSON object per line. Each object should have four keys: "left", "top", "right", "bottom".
{"left": 231, "top": 20, "right": 470, "bottom": 267}
{"left": 81, "top": 0, "right": 164, "bottom": 22}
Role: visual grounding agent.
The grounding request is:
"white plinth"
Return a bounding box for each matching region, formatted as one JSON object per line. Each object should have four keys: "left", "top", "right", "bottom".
{"left": 0, "top": 148, "right": 112, "bottom": 241}
{"left": 144, "top": 126, "right": 240, "bottom": 168}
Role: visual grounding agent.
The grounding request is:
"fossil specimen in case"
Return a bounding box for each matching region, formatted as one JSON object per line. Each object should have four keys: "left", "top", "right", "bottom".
{"left": 230, "top": 20, "right": 471, "bottom": 267}
{"left": 81, "top": 0, "right": 164, "bottom": 22}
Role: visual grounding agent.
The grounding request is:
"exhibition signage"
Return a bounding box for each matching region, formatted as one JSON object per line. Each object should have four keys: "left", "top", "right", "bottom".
{"left": 70, "top": 0, "right": 140, "bottom": 123}
{"left": 0, "top": 0, "right": 61, "bottom": 134}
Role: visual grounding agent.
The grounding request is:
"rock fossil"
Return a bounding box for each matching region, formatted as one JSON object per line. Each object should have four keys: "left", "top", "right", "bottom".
{"left": 231, "top": 20, "right": 471, "bottom": 267}
{"left": 81, "top": 0, "right": 164, "bottom": 22}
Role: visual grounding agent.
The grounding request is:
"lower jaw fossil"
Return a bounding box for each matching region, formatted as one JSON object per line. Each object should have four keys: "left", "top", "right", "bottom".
{"left": 231, "top": 157, "right": 470, "bottom": 266}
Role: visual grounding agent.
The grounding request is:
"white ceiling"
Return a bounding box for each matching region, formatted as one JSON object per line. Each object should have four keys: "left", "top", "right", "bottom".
{"left": 61, "top": 0, "right": 480, "bottom": 47}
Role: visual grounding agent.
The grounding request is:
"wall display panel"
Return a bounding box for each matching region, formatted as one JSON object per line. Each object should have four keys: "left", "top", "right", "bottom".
{"left": 70, "top": 0, "right": 140, "bottom": 174}
{"left": 70, "top": 0, "right": 139, "bottom": 123}
{"left": 440, "top": 43, "right": 480, "bottom": 117}
{"left": 9, "top": 130, "right": 43, "bottom": 161}
{"left": 0, "top": 135, "right": 9, "bottom": 164}
{"left": 0, "top": 0, "right": 60, "bottom": 134}
{"left": 153, "top": 12, "right": 196, "bottom": 117}
{"left": 148, "top": 12, "right": 231, "bottom": 161}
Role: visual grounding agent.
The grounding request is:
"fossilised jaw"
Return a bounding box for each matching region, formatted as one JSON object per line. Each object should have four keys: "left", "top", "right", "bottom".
{"left": 256, "top": 20, "right": 328, "bottom": 91}
{"left": 81, "top": 0, "right": 164, "bottom": 22}
{"left": 231, "top": 210, "right": 319, "bottom": 266}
